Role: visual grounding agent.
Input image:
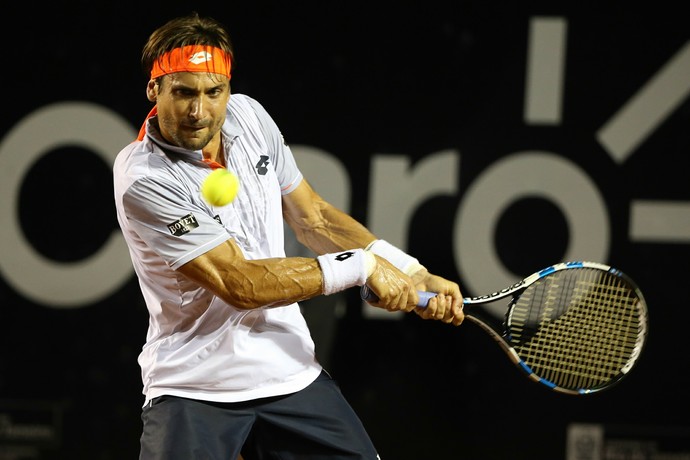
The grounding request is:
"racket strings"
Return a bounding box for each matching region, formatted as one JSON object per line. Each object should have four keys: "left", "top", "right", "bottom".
{"left": 507, "top": 268, "right": 643, "bottom": 391}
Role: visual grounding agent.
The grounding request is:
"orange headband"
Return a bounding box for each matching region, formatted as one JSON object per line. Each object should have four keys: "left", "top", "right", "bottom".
{"left": 151, "top": 45, "right": 232, "bottom": 79}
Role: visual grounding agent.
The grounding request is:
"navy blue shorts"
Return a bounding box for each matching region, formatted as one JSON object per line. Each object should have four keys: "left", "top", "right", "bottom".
{"left": 139, "top": 370, "right": 380, "bottom": 459}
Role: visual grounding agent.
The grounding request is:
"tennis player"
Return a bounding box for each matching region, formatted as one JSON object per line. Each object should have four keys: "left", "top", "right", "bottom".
{"left": 113, "top": 11, "right": 464, "bottom": 460}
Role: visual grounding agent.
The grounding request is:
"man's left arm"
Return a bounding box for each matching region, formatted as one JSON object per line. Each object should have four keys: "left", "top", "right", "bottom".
{"left": 282, "top": 180, "right": 464, "bottom": 325}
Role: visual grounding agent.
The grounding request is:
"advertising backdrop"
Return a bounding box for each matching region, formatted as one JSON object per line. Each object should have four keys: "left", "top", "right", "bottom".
{"left": 1, "top": 2, "right": 688, "bottom": 459}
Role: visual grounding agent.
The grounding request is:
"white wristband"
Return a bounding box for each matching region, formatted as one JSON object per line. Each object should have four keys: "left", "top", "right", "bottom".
{"left": 317, "top": 249, "right": 374, "bottom": 295}
{"left": 365, "top": 239, "right": 425, "bottom": 276}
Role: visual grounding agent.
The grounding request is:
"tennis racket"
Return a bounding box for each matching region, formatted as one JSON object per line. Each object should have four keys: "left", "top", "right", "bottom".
{"left": 361, "top": 260, "right": 648, "bottom": 395}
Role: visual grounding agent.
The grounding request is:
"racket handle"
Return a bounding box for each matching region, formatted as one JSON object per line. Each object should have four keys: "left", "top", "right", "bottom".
{"left": 360, "top": 286, "right": 437, "bottom": 307}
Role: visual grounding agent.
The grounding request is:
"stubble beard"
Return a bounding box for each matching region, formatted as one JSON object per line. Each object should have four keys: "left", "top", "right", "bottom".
{"left": 160, "top": 116, "right": 224, "bottom": 152}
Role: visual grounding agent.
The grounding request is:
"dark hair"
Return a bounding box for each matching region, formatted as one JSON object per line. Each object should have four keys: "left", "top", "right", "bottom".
{"left": 141, "top": 12, "right": 235, "bottom": 78}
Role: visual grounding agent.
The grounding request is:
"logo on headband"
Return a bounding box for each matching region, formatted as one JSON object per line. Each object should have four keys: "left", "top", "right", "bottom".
{"left": 150, "top": 45, "right": 232, "bottom": 79}
{"left": 189, "top": 51, "right": 213, "bottom": 65}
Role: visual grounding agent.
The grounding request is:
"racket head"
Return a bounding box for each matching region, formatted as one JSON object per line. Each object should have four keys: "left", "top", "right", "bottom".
{"left": 487, "top": 261, "right": 648, "bottom": 395}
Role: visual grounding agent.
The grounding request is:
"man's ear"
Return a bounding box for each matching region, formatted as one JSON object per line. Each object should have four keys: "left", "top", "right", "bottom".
{"left": 146, "top": 79, "right": 158, "bottom": 102}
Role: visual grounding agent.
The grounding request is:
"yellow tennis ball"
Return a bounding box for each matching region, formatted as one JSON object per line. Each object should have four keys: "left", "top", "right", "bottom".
{"left": 201, "top": 168, "right": 239, "bottom": 206}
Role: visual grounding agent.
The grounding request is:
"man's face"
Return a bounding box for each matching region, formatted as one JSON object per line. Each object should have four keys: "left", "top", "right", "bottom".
{"left": 149, "top": 71, "right": 231, "bottom": 151}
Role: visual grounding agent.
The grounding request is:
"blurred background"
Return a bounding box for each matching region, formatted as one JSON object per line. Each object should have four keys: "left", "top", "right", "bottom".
{"left": 1, "top": 1, "right": 688, "bottom": 458}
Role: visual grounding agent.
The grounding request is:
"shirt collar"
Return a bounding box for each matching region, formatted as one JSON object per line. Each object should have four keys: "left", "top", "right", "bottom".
{"left": 144, "top": 108, "right": 244, "bottom": 160}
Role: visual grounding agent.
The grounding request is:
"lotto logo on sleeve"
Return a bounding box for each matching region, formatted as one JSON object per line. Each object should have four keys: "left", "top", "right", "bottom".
{"left": 167, "top": 213, "right": 199, "bottom": 236}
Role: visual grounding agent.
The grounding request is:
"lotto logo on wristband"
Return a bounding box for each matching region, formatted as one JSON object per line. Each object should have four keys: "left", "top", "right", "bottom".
{"left": 317, "top": 249, "right": 367, "bottom": 295}
{"left": 335, "top": 251, "right": 355, "bottom": 261}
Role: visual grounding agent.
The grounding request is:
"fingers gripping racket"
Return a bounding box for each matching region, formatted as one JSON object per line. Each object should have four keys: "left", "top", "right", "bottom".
{"left": 361, "top": 261, "right": 648, "bottom": 395}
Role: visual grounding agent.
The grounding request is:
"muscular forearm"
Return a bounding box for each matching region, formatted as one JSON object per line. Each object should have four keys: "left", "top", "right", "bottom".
{"left": 179, "top": 241, "right": 324, "bottom": 309}
{"left": 282, "top": 180, "right": 378, "bottom": 255}
{"left": 289, "top": 203, "right": 376, "bottom": 255}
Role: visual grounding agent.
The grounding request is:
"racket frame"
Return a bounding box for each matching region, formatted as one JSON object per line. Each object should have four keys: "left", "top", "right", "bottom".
{"left": 361, "top": 260, "right": 649, "bottom": 395}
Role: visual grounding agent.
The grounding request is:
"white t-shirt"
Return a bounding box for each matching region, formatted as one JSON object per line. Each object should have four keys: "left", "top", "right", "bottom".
{"left": 113, "top": 94, "right": 322, "bottom": 405}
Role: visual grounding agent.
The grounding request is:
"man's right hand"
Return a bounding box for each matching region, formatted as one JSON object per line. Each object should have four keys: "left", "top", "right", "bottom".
{"left": 363, "top": 255, "right": 419, "bottom": 313}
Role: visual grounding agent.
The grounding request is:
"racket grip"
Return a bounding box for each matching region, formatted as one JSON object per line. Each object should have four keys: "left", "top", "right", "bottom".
{"left": 360, "top": 286, "right": 436, "bottom": 307}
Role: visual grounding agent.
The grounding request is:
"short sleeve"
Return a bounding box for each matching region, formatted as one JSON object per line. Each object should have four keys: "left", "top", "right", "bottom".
{"left": 122, "top": 175, "right": 231, "bottom": 270}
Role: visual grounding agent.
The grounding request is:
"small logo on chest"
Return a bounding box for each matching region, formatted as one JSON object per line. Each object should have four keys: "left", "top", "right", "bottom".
{"left": 255, "top": 155, "right": 270, "bottom": 175}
